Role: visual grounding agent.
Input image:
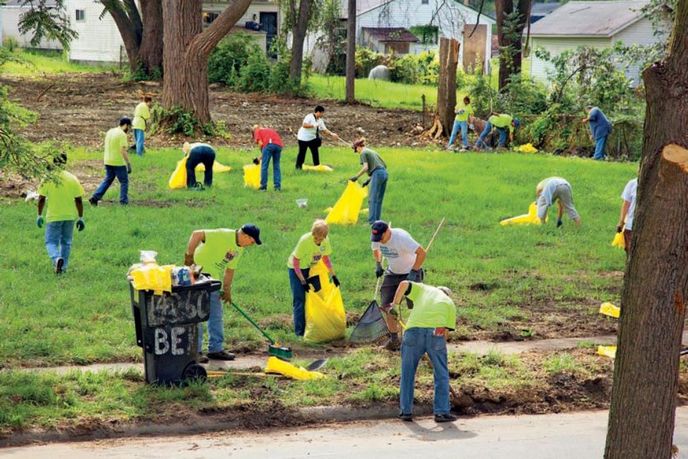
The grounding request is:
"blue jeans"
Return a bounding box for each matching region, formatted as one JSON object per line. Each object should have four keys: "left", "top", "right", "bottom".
{"left": 400, "top": 327, "right": 450, "bottom": 415}
{"left": 368, "top": 168, "right": 388, "bottom": 224}
{"left": 133, "top": 129, "right": 145, "bottom": 156}
{"left": 594, "top": 136, "right": 607, "bottom": 160}
{"left": 288, "top": 267, "right": 310, "bottom": 336}
{"left": 448, "top": 120, "right": 468, "bottom": 148}
{"left": 260, "top": 144, "right": 282, "bottom": 190}
{"left": 197, "top": 290, "right": 224, "bottom": 353}
{"left": 476, "top": 122, "right": 508, "bottom": 148}
{"left": 186, "top": 145, "right": 216, "bottom": 188}
{"left": 45, "top": 220, "right": 75, "bottom": 271}
{"left": 92, "top": 165, "right": 128, "bottom": 204}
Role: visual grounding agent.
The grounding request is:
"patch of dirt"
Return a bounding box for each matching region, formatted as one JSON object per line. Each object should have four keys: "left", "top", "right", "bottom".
{"left": 0, "top": 73, "right": 434, "bottom": 152}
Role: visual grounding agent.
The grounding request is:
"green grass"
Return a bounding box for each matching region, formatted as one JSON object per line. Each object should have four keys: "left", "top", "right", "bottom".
{"left": 0, "top": 146, "right": 636, "bottom": 367}
{"left": 0, "top": 49, "right": 116, "bottom": 76}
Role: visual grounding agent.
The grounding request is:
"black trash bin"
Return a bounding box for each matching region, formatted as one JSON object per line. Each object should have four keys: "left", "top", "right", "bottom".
{"left": 130, "top": 277, "right": 221, "bottom": 385}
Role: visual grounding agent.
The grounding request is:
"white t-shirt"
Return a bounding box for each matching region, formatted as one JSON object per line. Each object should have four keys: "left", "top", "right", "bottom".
{"left": 621, "top": 178, "right": 638, "bottom": 230}
{"left": 297, "top": 113, "right": 327, "bottom": 141}
{"left": 371, "top": 228, "right": 420, "bottom": 275}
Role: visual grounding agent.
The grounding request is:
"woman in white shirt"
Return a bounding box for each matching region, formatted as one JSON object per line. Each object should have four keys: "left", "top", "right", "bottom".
{"left": 296, "top": 105, "right": 340, "bottom": 169}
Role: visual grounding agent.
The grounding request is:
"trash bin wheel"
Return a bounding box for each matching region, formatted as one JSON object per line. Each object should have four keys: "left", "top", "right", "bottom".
{"left": 182, "top": 363, "right": 207, "bottom": 383}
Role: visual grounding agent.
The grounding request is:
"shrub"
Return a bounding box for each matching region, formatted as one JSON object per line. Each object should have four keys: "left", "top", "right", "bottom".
{"left": 208, "top": 33, "right": 262, "bottom": 85}
{"left": 237, "top": 51, "right": 271, "bottom": 93}
{"left": 2, "top": 37, "right": 18, "bottom": 52}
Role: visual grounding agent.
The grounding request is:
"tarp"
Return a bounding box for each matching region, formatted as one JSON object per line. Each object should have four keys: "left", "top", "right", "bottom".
{"left": 500, "top": 202, "right": 542, "bottom": 226}
{"left": 304, "top": 262, "right": 346, "bottom": 344}
{"left": 325, "top": 181, "right": 367, "bottom": 225}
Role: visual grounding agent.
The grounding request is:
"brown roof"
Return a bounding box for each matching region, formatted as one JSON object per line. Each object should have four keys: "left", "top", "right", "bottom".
{"left": 362, "top": 27, "right": 419, "bottom": 43}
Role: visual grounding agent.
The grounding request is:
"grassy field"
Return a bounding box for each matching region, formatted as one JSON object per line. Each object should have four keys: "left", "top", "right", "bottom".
{"left": 0, "top": 49, "right": 116, "bottom": 76}
{"left": 0, "top": 145, "right": 635, "bottom": 368}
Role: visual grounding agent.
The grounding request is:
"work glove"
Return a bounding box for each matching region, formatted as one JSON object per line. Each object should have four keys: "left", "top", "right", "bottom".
{"left": 375, "top": 262, "right": 384, "bottom": 278}
{"left": 36, "top": 215, "right": 44, "bottom": 228}
{"left": 616, "top": 224, "right": 623, "bottom": 233}
{"left": 361, "top": 179, "right": 370, "bottom": 187}
{"left": 126, "top": 162, "right": 132, "bottom": 174}
{"left": 349, "top": 176, "right": 358, "bottom": 182}
{"left": 301, "top": 280, "right": 311, "bottom": 293}
{"left": 556, "top": 218, "right": 563, "bottom": 228}
{"left": 76, "top": 218, "right": 85, "bottom": 232}
{"left": 331, "top": 275, "right": 340, "bottom": 287}
{"left": 406, "top": 269, "right": 421, "bottom": 282}
{"left": 252, "top": 157, "right": 260, "bottom": 165}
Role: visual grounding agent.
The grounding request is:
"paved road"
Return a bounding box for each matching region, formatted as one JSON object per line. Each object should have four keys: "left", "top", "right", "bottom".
{"left": 4, "top": 408, "right": 688, "bottom": 459}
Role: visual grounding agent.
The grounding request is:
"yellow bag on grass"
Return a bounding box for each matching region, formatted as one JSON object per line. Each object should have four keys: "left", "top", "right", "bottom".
{"left": 168, "top": 158, "right": 188, "bottom": 189}
{"left": 303, "top": 164, "right": 334, "bottom": 172}
{"left": 243, "top": 164, "right": 261, "bottom": 189}
{"left": 597, "top": 345, "right": 617, "bottom": 359}
{"left": 129, "top": 264, "right": 175, "bottom": 295}
{"left": 499, "top": 202, "right": 542, "bottom": 226}
{"left": 197, "top": 161, "right": 232, "bottom": 173}
{"left": 303, "top": 262, "right": 346, "bottom": 343}
{"left": 599, "top": 302, "right": 620, "bottom": 318}
{"left": 325, "top": 181, "right": 368, "bottom": 225}
{"left": 264, "top": 356, "right": 325, "bottom": 381}
{"left": 611, "top": 231, "right": 625, "bottom": 249}
{"left": 516, "top": 143, "right": 538, "bottom": 154}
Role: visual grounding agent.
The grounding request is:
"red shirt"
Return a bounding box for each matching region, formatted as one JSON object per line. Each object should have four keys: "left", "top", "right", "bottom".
{"left": 254, "top": 128, "right": 283, "bottom": 148}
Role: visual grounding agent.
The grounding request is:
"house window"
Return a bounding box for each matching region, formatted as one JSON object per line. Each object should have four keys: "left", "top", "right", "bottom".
{"left": 421, "top": 0, "right": 428, "bottom": 4}
{"left": 75, "top": 9, "right": 85, "bottom": 21}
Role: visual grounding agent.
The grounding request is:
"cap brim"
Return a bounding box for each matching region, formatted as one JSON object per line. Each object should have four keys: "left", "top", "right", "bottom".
{"left": 254, "top": 237, "right": 262, "bottom": 245}
{"left": 371, "top": 234, "right": 383, "bottom": 242}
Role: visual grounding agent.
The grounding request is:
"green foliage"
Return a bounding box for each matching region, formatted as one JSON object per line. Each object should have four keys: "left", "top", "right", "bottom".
{"left": 354, "top": 47, "right": 439, "bottom": 85}
{"left": 208, "top": 34, "right": 261, "bottom": 85}
{"left": 317, "top": 0, "right": 347, "bottom": 74}
{"left": 497, "top": 75, "right": 548, "bottom": 118}
{"left": 149, "top": 104, "right": 216, "bottom": 137}
{"left": 2, "top": 37, "right": 19, "bottom": 52}
{"left": 17, "top": 0, "right": 78, "bottom": 50}
{"left": 409, "top": 25, "right": 438, "bottom": 45}
{"left": 237, "top": 51, "right": 272, "bottom": 93}
{"left": 467, "top": 70, "right": 498, "bottom": 117}
{"left": 129, "top": 64, "right": 162, "bottom": 82}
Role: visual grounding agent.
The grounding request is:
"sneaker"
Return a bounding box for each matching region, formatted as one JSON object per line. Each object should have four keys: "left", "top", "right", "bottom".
{"left": 197, "top": 353, "right": 209, "bottom": 364}
{"left": 382, "top": 334, "right": 400, "bottom": 351}
{"left": 434, "top": 413, "right": 457, "bottom": 423}
{"left": 55, "top": 257, "right": 64, "bottom": 274}
{"left": 399, "top": 413, "right": 413, "bottom": 422}
{"left": 207, "top": 350, "right": 235, "bottom": 361}
{"left": 88, "top": 197, "right": 98, "bottom": 207}
{"left": 258, "top": 187, "right": 267, "bottom": 192}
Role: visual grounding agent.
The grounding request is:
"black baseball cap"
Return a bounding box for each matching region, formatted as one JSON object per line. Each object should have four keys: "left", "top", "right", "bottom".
{"left": 241, "top": 224, "right": 262, "bottom": 245}
{"left": 371, "top": 220, "right": 389, "bottom": 242}
{"left": 119, "top": 117, "right": 132, "bottom": 126}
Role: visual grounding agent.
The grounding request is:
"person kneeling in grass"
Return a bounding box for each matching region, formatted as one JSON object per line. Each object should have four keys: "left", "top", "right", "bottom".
{"left": 392, "top": 280, "right": 457, "bottom": 423}
{"left": 287, "top": 219, "right": 339, "bottom": 337}
{"left": 536, "top": 177, "right": 581, "bottom": 227}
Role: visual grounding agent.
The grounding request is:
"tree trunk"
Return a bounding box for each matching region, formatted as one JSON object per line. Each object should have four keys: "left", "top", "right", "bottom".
{"left": 289, "top": 0, "right": 312, "bottom": 90}
{"left": 436, "top": 37, "right": 459, "bottom": 136}
{"left": 103, "top": 0, "right": 142, "bottom": 72}
{"left": 345, "top": 0, "right": 356, "bottom": 104}
{"left": 161, "top": 0, "right": 252, "bottom": 125}
{"left": 495, "top": 0, "right": 531, "bottom": 90}
{"left": 138, "top": 0, "right": 163, "bottom": 77}
{"left": 605, "top": 2, "right": 688, "bottom": 458}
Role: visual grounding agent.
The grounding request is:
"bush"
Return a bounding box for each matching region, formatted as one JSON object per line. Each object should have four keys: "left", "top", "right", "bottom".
{"left": 355, "top": 47, "right": 385, "bottom": 78}
{"left": 355, "top": 47, "right": 439, "bottom": 85}
{"left": 208, "top": 33, "right": 262, "bottom": 85}
{"left": 2, "top": 37, "right": 18, "bottom": 52}
{"left": 237, "top": 51, "right": 271, "bottom": 93}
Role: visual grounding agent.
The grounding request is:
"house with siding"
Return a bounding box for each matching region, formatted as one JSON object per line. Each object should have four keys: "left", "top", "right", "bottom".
{"left": 528, "top": 0, "right": 670, "bottom": 85}
{"left": 1, "top": 0, "right": 62, "bottom": 50}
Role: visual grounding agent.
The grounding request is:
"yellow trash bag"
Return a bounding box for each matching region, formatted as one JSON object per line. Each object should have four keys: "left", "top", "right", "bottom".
{"left": 197, "top": 161, "right": 232, "bottom": 173}
{"left": 611, "top": 231, "right": 625, "bottom": 249}
{"left": 168, "top": 157, "right": 188, "bottom": 190}
{"left": 129, "top": 264, "right": 174, "bottom": 295}
{"left": 516, "top": 143, "right": 538, "bottom": 154}
{"left": 303, "top": 164, "right": 334, "bottom": 172}
{"left": 599, "top": 302, "right": 620, "bottom": 318}
{"left": 325, "top": 181, "right": 368, "bottom": 225}
{"left": 499, "top": 202, "right": 542, "bottom": 226}
{"left": 304, "top": 262, "right": 346, "bottom": 343}
{"left": 597, "top": 345, "right": 617, "bottom": 359}
{"left": 264, "top": 356, "right": 325, "bottom": 381}
{"left": 243, "top": 164, "right": 261, "bottom": 189}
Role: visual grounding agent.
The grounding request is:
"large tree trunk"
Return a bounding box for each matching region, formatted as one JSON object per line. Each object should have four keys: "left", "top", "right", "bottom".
{"left": 138, "top": 0, "right": 163, "bottom": 76}
{"left": 103, "top": 0, "right": 142, "bottom": 72}
{"left": 289, "top": 0, "right": 312, "bottom": 90}
{"left": 436, "top": 37, "right": 459, "bottom": 136}
{"left": 345, "top": 0, "right": 356, "bottom": 104}
{"left": 495, "top": 0, "right": 531, "bottom": 90}
{"left": 161, "top": 0, "right": 252, "bottom": 124}
{"left": 604, "top": 2, "right": 688, "bottom": 458}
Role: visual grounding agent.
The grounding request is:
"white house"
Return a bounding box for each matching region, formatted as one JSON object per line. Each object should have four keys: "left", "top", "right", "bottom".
{"left": 1, "top": 0, "right": 62, "bottom": 50}
{"left": 528, "top": 0, "right": 670, "bottom": 85}
{"left": 66, "top": 0, "right": 126, "bottom": 63}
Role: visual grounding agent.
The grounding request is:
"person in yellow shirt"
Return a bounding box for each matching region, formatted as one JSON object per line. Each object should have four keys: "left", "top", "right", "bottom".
{"left": 36, "top": 154, "right": 85, "bottom": 274}
{"left": 89, "top": 117, "right": 132, "bottom": 206}
{"left": 287, "top": 220, "right": 338, "bottom": 336}
{"left": 132, "top": 95, "right": 151, "bottom": 156}
{"left": 184, "top": 224, "right": 262, "bottom": 362}
{"left": 447, "top": 96, "right": 473, "bottom": 151}
{"left": 475, "top": 112, "right": 520, "bottom": 150}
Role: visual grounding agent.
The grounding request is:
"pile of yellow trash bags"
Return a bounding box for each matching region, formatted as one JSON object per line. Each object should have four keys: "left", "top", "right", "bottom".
{"left": 129, "top": 263, "right": 174, "bottom": 294}
{"left": 304, "top": 262, "right": 346, "bottom": 344}
{"left": 326, "top": 181, "right": 368, "bottom": 225}
{"left": 168, "top": 157, "right": 232, "bottom": 190}
{"left": 500, "top": 202, "right": 542, "bottom": 226}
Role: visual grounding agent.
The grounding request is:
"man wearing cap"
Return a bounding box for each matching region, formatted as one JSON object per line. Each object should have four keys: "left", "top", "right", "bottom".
{"left": 184, "top": 224, "right": 262, "bottom": 361}
{"left": 536, "top": 177, "right": 581, "bottom": 227}
{"left": 349, "top": 137, "right": 388, "bottom": 224}
{"left": 90, "top": 117, "right": 132, "bottom": 206}
{"left": 475, "top": 112, "right": 519, "bottom": 150}
{"left": 582, "top": 105, "right": 612, "bottom": 160}
{"left": 371, "top": 221, "right": 427, "bottom": 351}
{"left": 183, "top": 142, "right": 216, "bottom": 189}
{"left": 251, "top": 125, "right": 283, "bottom": 191}
{"left": 391, "top": 280, "right": 457, "bottom": 423}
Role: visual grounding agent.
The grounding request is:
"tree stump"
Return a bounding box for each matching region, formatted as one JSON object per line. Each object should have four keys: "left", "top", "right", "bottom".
{"left": 436, "top": 37, "right": 459, "bottom": 138}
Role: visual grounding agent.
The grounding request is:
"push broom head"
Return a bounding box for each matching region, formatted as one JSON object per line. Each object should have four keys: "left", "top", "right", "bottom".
{"left": 268, "top": 343, "right": 293, "bottom": 361}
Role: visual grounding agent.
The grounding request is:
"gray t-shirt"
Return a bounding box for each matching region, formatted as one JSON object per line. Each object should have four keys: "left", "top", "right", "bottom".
{"left": 371, "top": 228, "right": 420, "bottom": 275}
{"left": 360, "top": 147, "right": 386, "bottom": 176}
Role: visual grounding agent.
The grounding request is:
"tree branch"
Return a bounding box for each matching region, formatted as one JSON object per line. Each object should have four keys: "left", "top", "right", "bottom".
{"left": 190, "top": 0, "right": 253, "bottom": 58}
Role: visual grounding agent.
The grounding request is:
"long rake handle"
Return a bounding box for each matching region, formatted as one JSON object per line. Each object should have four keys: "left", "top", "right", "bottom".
{"left": 230, "top": 302, "right": 275, "bottom": 345}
